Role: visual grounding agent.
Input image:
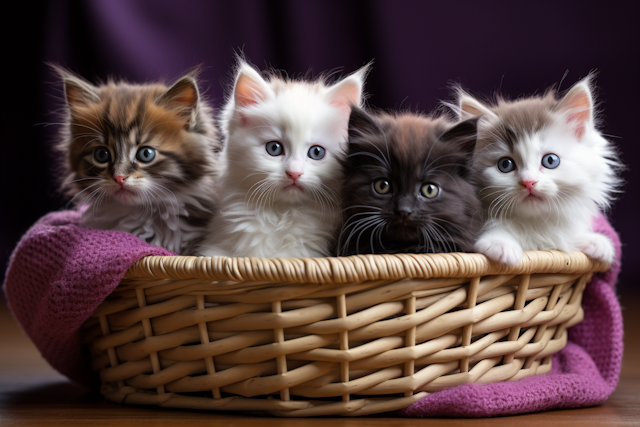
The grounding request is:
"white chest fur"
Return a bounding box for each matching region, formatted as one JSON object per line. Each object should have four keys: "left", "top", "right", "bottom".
{"left": 198, "top": 195, "right": 337, "bottom": 258}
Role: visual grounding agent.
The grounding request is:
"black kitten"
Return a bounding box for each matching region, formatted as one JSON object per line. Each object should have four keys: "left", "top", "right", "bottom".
{"left": 337, "top": 108, "right": 482, "bottom": 255}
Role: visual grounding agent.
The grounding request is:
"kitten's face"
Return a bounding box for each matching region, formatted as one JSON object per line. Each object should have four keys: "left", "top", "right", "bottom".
{"left": 61, "top": 74, "right": 217, "bottom": 207}
{"left": 339, "top": 109, "right": 481, "bottom": 255}
{"left": 466, "top": 86, "right": 609, "bottom": 221}
{"left": 227, "top": 83, "right": 347, "bottom": 205}
{"left": 223, "top": 62, "right": 367, "bottom": 208}
{"left": 477, "top": 113, "right": 575, "bottom": 218}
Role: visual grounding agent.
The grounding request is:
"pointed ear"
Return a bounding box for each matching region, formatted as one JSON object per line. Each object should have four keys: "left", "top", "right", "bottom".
{"left": 155, "top": 76, "right": 200, "bottom": 129}
{"left": 51, "top": 64, "right": 100, "bottom": 109}
{"left": 156, "top": 75, "right": 199, "bottom": 114}
{"left": 440, "top": 117, "right": 479, "bottom": 162}
{"left": 556, "top": 79, "right": 593, "bottom": 139}
{"left": 233, "top": 62, "right": 272, "bottom": 108}
{"left": 458, "top": 92, "right": 496, "bottom": 121}
{"left": 65, "top": 78, "right": 100, "bottom": 108}
{"left": 327, "top": 63, "right": 370, "bottom": 110}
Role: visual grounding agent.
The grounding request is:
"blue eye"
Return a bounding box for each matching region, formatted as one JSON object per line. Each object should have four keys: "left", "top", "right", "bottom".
{"left": 542, "top": 153, "right": 560, "bottom": 169}
{"left": 94, "top": 148, "right": 111, "bottom": 163}
{"left": 308, "top": 145, "right": 326, "bottom": 160}
{"left": 497, "top": 157, "right": 516, "bottom": 173}
{"left": 136, "top": 147, "right": 156, "bottom": 163}
{"left": 266, "top": 141, "right": 284, "bottom": 156}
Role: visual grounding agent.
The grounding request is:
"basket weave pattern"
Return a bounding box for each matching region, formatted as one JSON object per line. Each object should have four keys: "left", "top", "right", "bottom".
{"left": 84, "top": 251, "right": 608, "bottom": 417}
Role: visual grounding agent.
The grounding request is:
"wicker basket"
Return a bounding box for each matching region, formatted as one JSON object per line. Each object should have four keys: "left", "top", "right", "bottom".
{"left": 83, "top": 250, "right": 608, "bottom": 417}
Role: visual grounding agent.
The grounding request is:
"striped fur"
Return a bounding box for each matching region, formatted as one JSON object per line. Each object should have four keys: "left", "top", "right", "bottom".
{"left": 54, "top": 67, "right": 222, "bottom": 254}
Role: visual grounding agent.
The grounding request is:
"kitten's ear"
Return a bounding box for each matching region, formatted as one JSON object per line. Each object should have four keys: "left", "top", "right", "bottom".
{"left": 348, "top": 106, "right": 380, "bottom": 143}
{"left": 555, "top": 78, "right": 594, "bottom": 139}
{"left": 440, "top": 117, "right": 479, "bottom": 160}
{"left": 156, "top": 76, "right": 200, "bottom": 124}
{"left": 457, "top": 90, "right": 496, "bottom": 121}
{"left": 52, "top": 65, "right": 100, "bottom": 109}
{"left": 233, "top": 62, "right": 272, "bottom": 107}
{"left": 327, "top": 63, "right": 370, "bottom": 110}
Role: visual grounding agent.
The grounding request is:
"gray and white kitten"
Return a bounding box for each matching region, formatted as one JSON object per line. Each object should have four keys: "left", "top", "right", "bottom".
{"left": 457, "top": 77, "right": 620, "bottom": 265}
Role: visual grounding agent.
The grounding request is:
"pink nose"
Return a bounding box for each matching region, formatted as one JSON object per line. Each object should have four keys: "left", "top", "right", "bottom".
{"left": 521, "top": 180, "right": 537, "bottom": 192}
{"left": 287, "top": 171, "right": 303, "bottom": 182}
{"left": 114, "top": 175, "right": 128, "bottom": 187}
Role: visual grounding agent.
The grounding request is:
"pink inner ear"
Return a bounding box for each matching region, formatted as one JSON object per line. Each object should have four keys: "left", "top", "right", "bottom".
{"left": 235, "top": 74, "right": 263, "bottom": 107}
{"left": 331, "top": 98, "right": 350, "bottom": 114}
{"left": 172, "top": 87, "right": 197, "bottom": 107}
{"left": 331, "top": 98, "right": 351, "bottom": 129}
{"left": 568, "top": 111, "right": 588, "bottom": 139}
{"left": 330, "top": 98, "right": 351, "bottom": 133}
{"left": 328, "top": 77, "right": 361, "bottom": 111}
{"left": 562, "top": 89, "right": 591, "bottom": 140}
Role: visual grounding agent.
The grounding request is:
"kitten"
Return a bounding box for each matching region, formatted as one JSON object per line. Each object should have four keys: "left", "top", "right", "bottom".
{"left": 195, "top": 60, "right": 369, "bottom": 258}
{"left": 337, "top": 107, "right": 482, "bottom": 256}
{"left": 457, "top": 77, "right": 620, "bottom": 265}
{"left": 55, "top": 67, "right": 221, "bottom": 254}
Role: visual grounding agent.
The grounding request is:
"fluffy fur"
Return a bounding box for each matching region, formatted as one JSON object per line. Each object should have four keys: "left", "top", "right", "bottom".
{"left": 338, "top": 108, "right": 482, "bottom": 255}
{"left": 456, "top": 76, "right": 620, "bottom": 265}
{"left": 195, "top": 60, "right": 369, "bottom": 258}
{"left": 55, "top": 67, "right": 221, "bottom": 254}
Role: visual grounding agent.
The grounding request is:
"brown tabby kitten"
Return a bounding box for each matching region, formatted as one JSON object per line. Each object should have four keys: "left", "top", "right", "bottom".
{"left": 54, "top": 66, "right": 221, "bottom": 254}
{"left": 337, "top": 107, "right": 482, "bottom": 256}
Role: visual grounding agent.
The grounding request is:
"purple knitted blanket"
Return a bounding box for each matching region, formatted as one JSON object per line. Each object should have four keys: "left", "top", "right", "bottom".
{"left": 3, "top": 210, "right": 622, "bottom": 416}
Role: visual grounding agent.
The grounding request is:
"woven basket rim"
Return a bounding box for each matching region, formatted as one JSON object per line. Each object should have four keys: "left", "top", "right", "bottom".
{"left": 123, "top": 250, "right": 609, "bottom": 284}
{"left": 95, "top": 251, "right": 603, "bottom": 416}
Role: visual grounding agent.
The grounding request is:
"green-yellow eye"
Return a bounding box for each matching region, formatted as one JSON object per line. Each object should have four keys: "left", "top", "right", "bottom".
{"left": 373, "top": 179, "right": 391, "bottom": 194}
{"left": 421, "top": 183, "right": 439, "bottom": 198}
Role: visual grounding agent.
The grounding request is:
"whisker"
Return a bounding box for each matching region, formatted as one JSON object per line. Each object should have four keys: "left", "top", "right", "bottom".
{"left": 66, "top": 182, "right": 103, "bottom": 208}
{"left": 342, "top": 204, "right": 383, "bottom": 212}
{"left": 338, "top": 215, "right": 383, "bottom": 255}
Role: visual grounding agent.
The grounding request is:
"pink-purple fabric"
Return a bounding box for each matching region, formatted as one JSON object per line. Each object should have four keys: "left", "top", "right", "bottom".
{"left": 3, "top": 211, "right": 173, "bottom": 387}
{"left": 3, "top": 211, "right": 622, "bottom": 416}
{"left": 400, "top": 213, "right": 623, "bottom": 417}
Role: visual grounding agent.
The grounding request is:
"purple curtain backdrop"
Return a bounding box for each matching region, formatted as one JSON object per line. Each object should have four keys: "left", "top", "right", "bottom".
{"left": 3, "top": 0, "right": 639, "bottom": 292}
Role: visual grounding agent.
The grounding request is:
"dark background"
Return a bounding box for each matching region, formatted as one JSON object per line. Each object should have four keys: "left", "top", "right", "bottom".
{"left": 3, "top": 0, "right": 639, "bottom": 295}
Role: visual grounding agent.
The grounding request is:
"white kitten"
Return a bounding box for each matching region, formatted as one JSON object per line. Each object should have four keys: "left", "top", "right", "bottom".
{"left": 457, "top": 77, "right": 620, "bottom": 265}
{"left": 196, "top": 60, "right": 369, "bottom": 258}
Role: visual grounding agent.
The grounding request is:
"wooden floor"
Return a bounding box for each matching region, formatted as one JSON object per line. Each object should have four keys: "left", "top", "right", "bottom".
{"left": 1, "top": 292, "right": 639, "bottom": 426}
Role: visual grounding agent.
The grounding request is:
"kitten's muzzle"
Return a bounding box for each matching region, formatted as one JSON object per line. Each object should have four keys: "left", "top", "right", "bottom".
{"left": 114, "top": 175, "right": 128, "bottom": 187}
{"left": 395, "top": 207, "right": 413, "bottom": 226}
{"left": 396, "top": 197, "right": 414, "bottom": 225}
{"left": 388, "top": 219, "right": 419, "bottom": 242}
{"left": 286, "top": 171, "right": 303, "bottom": 183}
{"left": 520, "top": 180, "right": 537, "bottom": 193}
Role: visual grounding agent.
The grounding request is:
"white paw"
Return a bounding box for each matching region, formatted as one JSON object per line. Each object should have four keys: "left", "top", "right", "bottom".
{"left": 576, "top": 233, "right": 615, "bottom": 264}
{"left": 475, "top": 237, "right": 523, "bottom": 266}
